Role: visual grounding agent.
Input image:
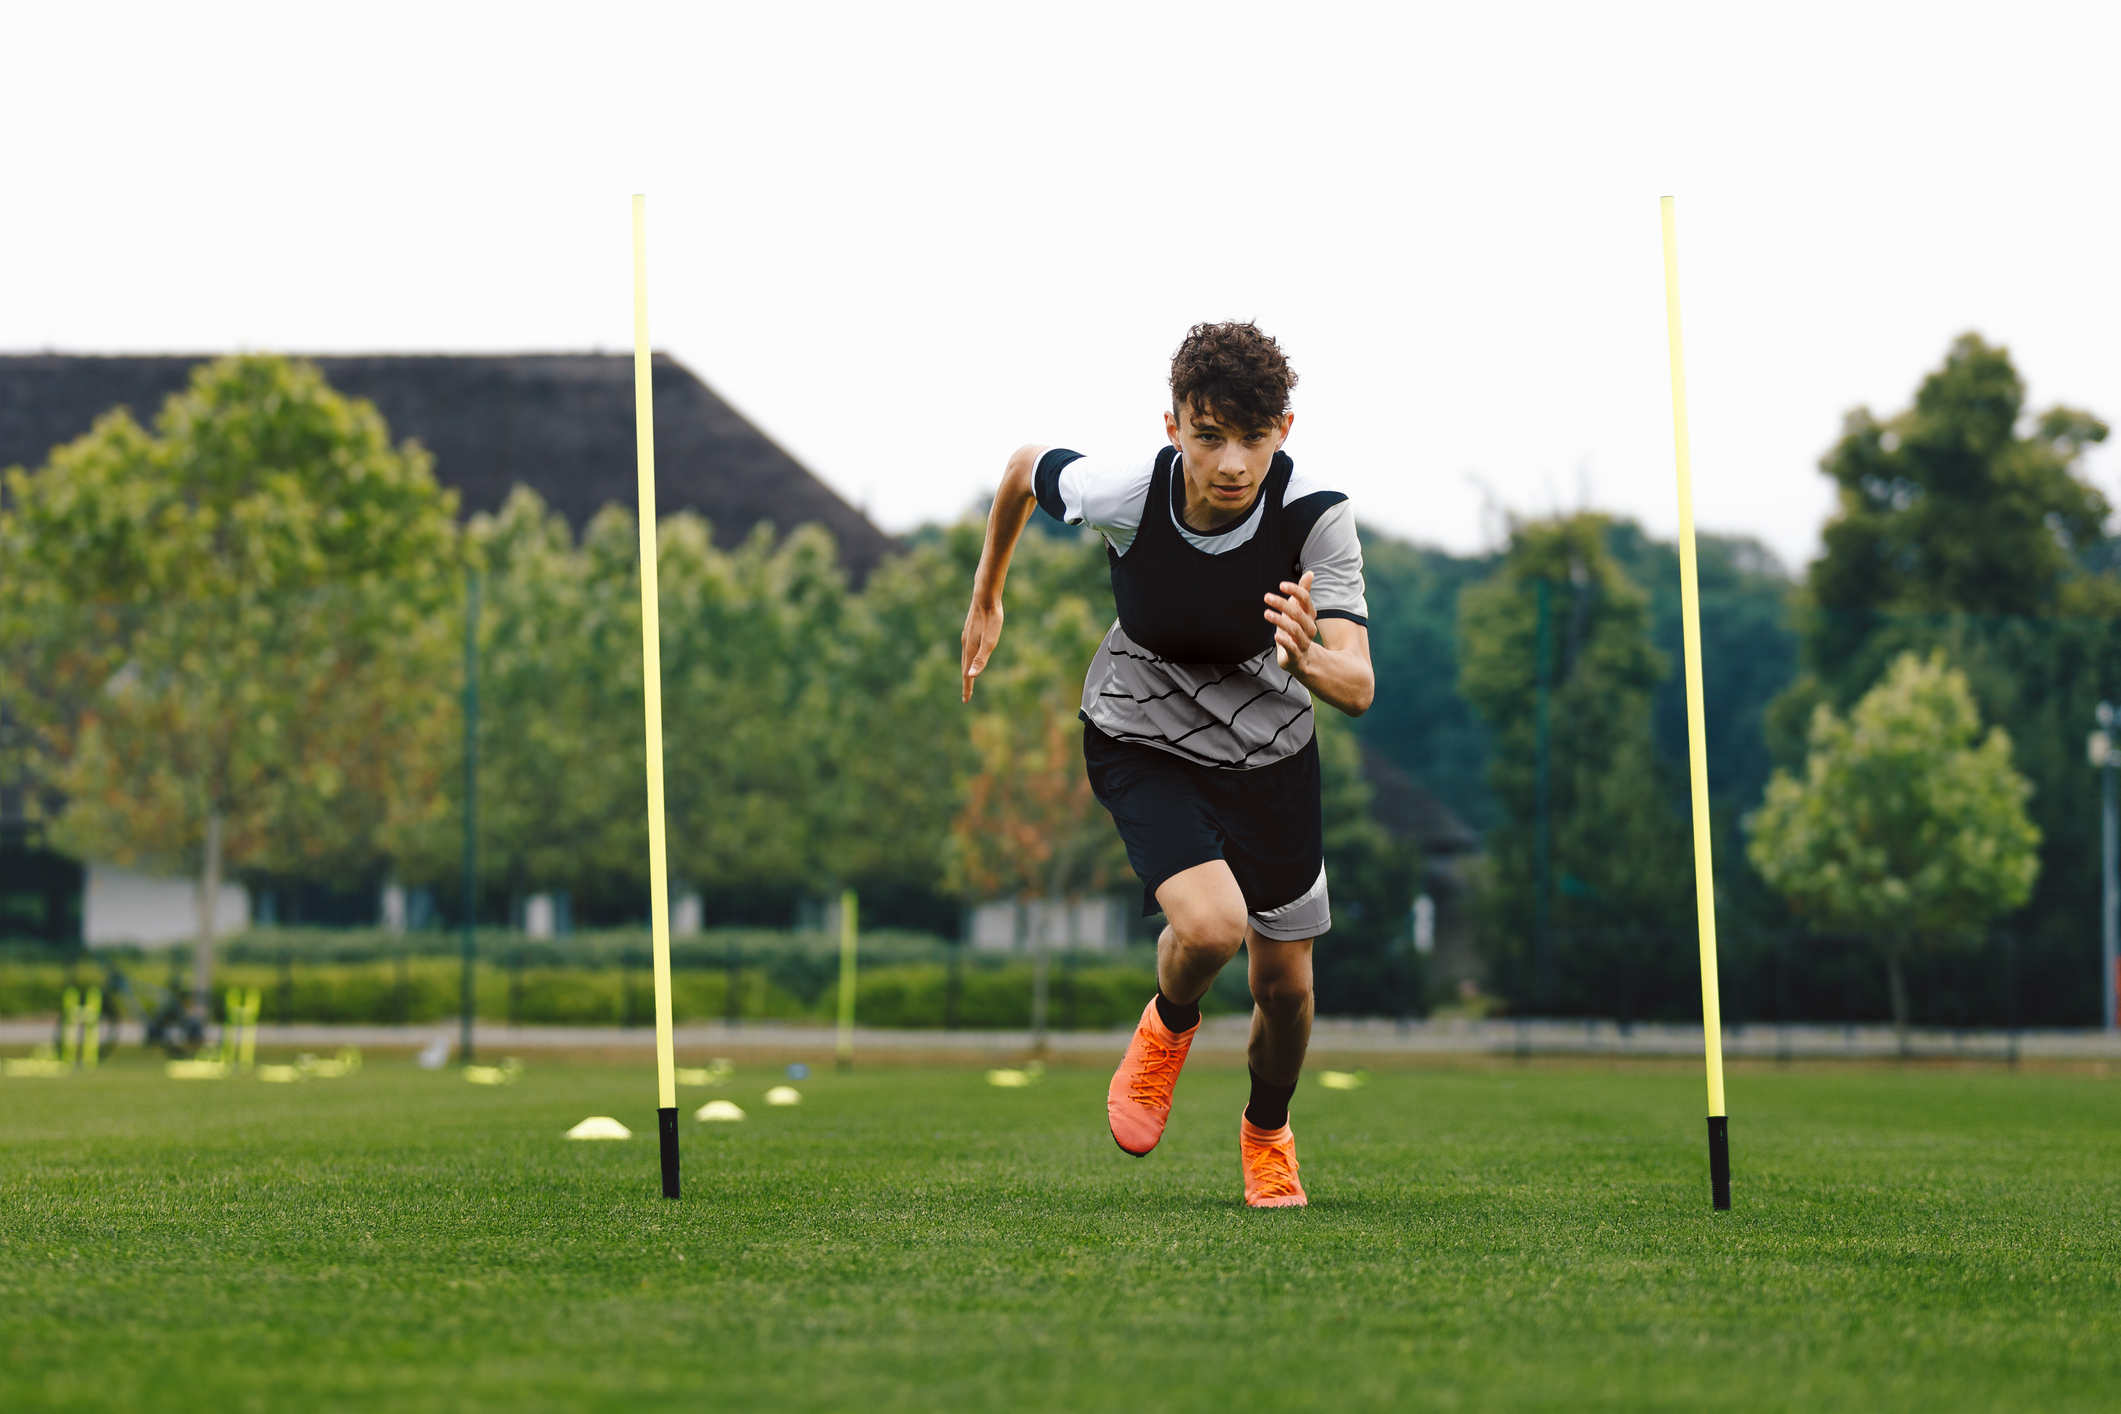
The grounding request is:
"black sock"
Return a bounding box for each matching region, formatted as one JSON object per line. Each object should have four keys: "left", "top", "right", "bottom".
{"left": 1244, "top": 1067, "right": 1297, "bottom": 1131}
{"left": 1152, "top": 991, "right": 1200, "bottom": 1034}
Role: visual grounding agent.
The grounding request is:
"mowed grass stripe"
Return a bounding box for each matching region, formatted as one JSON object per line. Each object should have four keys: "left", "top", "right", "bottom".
{"left": 2, "top": 1059, "right": 2116, "bottom": 1412}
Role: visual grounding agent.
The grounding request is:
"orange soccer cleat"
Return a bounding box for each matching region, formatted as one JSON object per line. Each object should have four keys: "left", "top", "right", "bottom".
{"left": 1106, "top": 997, "right": 1198, "bottom": 1156}
{"left": 1240, "top": 1114, "right": 1308, "bottom": 1208}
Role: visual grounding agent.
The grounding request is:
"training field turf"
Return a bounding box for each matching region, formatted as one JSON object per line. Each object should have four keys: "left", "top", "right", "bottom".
{"left": 3, "top": 1053, "right": 2117, "bottom": 1412}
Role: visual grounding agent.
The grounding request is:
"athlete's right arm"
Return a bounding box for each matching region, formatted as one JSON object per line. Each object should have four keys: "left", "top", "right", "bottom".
{"left": 961, "top": 444, "right": 1046, "bottom": 703}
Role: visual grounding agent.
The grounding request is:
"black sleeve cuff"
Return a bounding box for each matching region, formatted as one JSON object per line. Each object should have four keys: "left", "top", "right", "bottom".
{"left": 1315, "top": 609, "right": 1368, "bottom": 627}
{"left": 1033, "top": 448, "right": 1083, "bottom": 523}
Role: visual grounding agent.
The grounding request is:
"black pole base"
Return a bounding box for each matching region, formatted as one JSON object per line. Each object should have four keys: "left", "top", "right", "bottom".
{"left": 1707, "top": 1115, "right": 1730, "bottom": 1211}
{"left": 658, "top": 1106, "right": 681, "bottom": 1199}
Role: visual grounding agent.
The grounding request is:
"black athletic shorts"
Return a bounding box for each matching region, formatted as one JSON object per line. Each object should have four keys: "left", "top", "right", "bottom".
{"left": 1081, "top": 719, "right": 1331, "bottom": 941}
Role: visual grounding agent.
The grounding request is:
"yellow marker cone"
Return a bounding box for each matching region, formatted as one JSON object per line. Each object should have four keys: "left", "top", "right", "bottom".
{"left": 165, "top": 1059, "right": 231, "bottom": 1080}
{"left": 567, "top": 1116, "right": 632, "bottom": 1140}
{"left": 986, "top": 1060, "right": 1045, "bottom": 1088}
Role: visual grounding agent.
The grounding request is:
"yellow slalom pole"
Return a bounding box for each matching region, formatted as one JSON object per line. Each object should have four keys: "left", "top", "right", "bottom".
{"left": 238, "top": 988, "right": 259, "bottom": 1071}
{"left": 633, "top": 194, "right": 681, "bottom": 1199}
{"left": 1660, "top": 196, "right": 1731, "bottom": 1211}
{"left": 60, "top": 987, "right": 80, "bottom": 1068}
{"left": 836, "top": 890, "right": 858, "bottom": 1071}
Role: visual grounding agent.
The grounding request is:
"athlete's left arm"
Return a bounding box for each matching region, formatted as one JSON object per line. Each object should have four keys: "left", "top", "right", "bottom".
{"left": 1265, "top": 572, "right": 1375, "bottom": 717}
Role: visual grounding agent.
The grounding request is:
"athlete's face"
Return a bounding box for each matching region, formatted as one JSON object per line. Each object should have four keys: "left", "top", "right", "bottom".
{"left": 1164, "top": 401, "right": 1294, "bottom": 527}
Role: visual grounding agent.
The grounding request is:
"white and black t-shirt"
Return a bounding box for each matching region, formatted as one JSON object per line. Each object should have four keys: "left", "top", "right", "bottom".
{"left": 1034, "top": 446, "right": 1368, "bottom": 771}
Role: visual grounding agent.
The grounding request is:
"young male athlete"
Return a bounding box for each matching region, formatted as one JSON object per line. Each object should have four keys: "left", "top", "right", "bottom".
{"left": 960, "top": 322, "right": 1373, "bottom": 1208}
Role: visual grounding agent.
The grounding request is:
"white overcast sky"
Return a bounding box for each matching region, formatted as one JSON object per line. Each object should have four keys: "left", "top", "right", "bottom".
{"left": 4, "top": 2, "right": 2116, "bottom": 571}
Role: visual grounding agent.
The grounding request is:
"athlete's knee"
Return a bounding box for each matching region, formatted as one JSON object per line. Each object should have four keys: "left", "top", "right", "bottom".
{"left": 1248, "top": 942, "right": 1314, "bottom": 1015}
{"left": 1250, "top": 969, "right": 1312, "bottom": 1016}
{"left": 1155, "top": 863, "right": 1249, "bottom": 962}
{"left": 1166, "top": 900, "right": 1248, "bottom": 959}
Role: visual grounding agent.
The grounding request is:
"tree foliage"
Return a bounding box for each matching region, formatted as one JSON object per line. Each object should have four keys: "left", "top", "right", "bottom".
{"left": 1768, "top": 332, "right": 2118, "bottom": 1022}
{"left": 1775, "top": 333, "right": 2117, "bottom": 745}
{"left": 1750, "top": 652, "right": 2040, "bottom": 935}
{"left": 1603, "top": 526, "right": 1798, "bottom": 815}
{"left": 0, "top": 358, "right": 1477, "bottom": 1019}
{"left": 1353, "top": 536, "right": 1500, "bottom": 829}
{"left": 417, "top": 491, "right": 981, "bottom": 921}
{"left": 0, "top": 356, "right": 461, "bottom": 996}
{"left": 1811, "top": 333, "right": 2111, "bottom": 629}
{"left": 1457, "top": 513, "right": 1692, "bottom": 1005}
{"left": 945, "top": 539, "right": 1125, "bottom": 909}
{"left": 1748, "top": 651, "right": 2039, "bottom": 1040}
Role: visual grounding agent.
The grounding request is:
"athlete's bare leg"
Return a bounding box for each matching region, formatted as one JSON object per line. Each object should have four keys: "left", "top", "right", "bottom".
{"left": 1240, "top": 935, "right": 1314, "bottom": 1207}
{"left": 1111, "top": 859, "right": 1315, "bottom": 1176}
{"left": 1245, "top": 936, "right": 1313, "bottom": 1087}
{"left": 1153, "top": 859, "right": 1249, "bottom": 1004}
{"left": 1105, "top": 861, "right": 1245, "bottom": 1155}
{"left": 1152, "top": 859, "right": 1315, "bottom": 1083}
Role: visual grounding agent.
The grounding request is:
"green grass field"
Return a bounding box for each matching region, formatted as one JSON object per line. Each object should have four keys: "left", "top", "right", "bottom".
{"left": 4, "top": 1051, "right": 2117, "bottom": 1412}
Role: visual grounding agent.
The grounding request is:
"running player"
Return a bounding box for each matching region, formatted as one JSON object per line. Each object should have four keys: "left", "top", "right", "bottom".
{"left": 960, "top": 322, "right": 1373, "bottom": 1207}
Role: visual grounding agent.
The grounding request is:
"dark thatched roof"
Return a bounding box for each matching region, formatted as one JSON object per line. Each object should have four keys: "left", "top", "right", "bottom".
{"left": 0, "top": 353, "right": 895, "bottom": 579}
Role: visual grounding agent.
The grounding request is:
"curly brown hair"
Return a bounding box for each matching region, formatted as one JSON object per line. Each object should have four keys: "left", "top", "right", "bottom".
{"left": 1169, "top": 321, "right": 1298, "bottom": 431}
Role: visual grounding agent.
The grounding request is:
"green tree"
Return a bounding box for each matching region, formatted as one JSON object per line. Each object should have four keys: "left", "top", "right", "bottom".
{"left": 1768, "top": 333, "right": 2118, "bottom": 1024}
{"left": 1773, "top": 333, "right": 2114, "bottom": 749}
{"left": 817, "top": 523, "right": 983, "bottom": 896}
{"left": 407, "top": 489, "right": 647, "bottom": 916}
{"left": 0, "top": 356, "right": 460, "bottom": 1003}
{"left": 1356, "top": 526, "right": 1799, "bottom": 840}
{"left": 447, "top": 494, "right": 983, "bottom": 928}
{"left": 660, "top": 515, "right": 849, "bottom": 899}
{"left": 945, "top": 576, "right": 1127, "bottom": 1043}
{"left": 1603, "top": 526, "right": 1798, "bottom": 816}
{"left": 1305, "top": 706, "right": 1417, "bottom": 1017}
{"left": 1813, "top": 334, "right": 2109, "bottom": 619}
{"left": 944, "top": 525, "right": 1126, "bottom": 915}
{"left": 1748, "top": 651, "right": 2040, "bottom": 1050}
{"left": 1457, "top": 513, "right": 1691, "bottom": 1009}
{"left": 1354, "top": 535, "right": 1501, "bottom": 829}
{"left": 447, "top": 492, "right": 861, "bottom": 919}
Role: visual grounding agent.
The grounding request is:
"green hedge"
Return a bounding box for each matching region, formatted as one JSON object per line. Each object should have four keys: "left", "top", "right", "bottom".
{"left": 0, "top": 965, "right": 72, "bottom": 1020}
{"left": 0, "top": 956, "right": 1220, "bottom": 1030}
{"left": 840, "top": 964, "right": 1180, "bottom": 1029}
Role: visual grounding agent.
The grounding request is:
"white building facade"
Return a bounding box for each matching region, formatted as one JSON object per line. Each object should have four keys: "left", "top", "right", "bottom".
{"left": 967, "top": 896, "right": 1131, "bottom": 954}
{"left": 83, "top": 863, "right": 249, "bottom": 948}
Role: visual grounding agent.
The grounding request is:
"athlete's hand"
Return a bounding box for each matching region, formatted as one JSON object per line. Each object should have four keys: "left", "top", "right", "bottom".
{"left": 962, "top": 597, "right": 1004, "bottom": 702}
{"left": 1265, "top": 571, "right": 1318, "bottom": 675}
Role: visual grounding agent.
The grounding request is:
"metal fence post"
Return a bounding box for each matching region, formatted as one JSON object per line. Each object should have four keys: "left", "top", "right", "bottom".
{"left": 2101, "top": 702, "right": 2118, "bottom": 1034}
{"left": 460, "top": 568, "right": 480, "bottom": 1065}
{"left": 1533, "top": 578, "right": 1553, "bottom": 1012}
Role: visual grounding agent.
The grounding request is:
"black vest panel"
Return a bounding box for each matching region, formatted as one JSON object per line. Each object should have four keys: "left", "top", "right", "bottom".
{"left": 1110, "top": 448, "right": 1333, "bottom": 665}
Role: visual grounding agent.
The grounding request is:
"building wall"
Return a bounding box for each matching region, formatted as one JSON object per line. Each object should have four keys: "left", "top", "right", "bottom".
{"left": 968, "top": 896, "right": 1130, "bottom": 954}
{"left": 84, "top": 863, "right": 249, "bottom": 947}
